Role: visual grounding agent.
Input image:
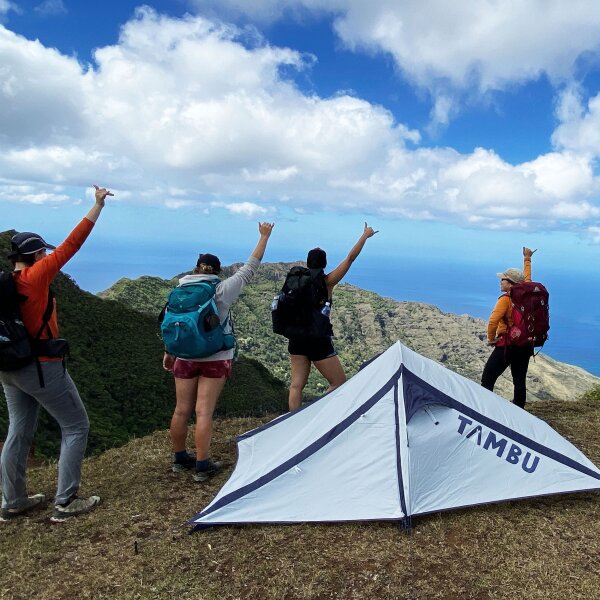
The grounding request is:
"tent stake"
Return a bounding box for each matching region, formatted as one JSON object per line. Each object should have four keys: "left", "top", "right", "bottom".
{"left": 401, "top": 515, "right": 413, "bottom": 535}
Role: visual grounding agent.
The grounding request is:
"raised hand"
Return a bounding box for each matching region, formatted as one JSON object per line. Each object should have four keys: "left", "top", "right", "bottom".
{"left": 363, "top": 222, "right": 379, "bottom": 238}
{"left": 93, "top": 184, "right": 114, "bottom": 207}
{"left": 259, "top": 222, "right": 275, "bottom": 238}
{"left": 523, "top": 247, "right": 537, "bottom": 258}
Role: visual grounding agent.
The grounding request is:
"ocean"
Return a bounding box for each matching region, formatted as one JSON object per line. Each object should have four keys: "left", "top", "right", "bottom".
{"left": 69, "top": 245, "right": 600, "bottom": 378}
{"left": 348, "top": 258, "right": 600, "bottom": 378}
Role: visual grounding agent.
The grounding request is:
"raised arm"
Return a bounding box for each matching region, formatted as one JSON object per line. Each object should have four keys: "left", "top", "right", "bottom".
{"left": 27, "top": 185, "right": 113, "bottom": 286}
{"left": 325, "top": 222, "right": 378, "bottom": 288}
{"left": 216, "top": 222, "right": 275, "bottom": 303}
{"left": 522, "top": 247, "right": 535, "bottom": 282}
{"left": 251, "top": 222, "right": 274, "bottom": 261}
{"left": 87, "top": 185, "right": 113, "bottom": 222}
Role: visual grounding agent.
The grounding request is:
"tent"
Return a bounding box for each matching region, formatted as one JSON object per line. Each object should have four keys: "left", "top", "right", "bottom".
{"left": 191, "top": 342, "right": 600, "bottom": 528}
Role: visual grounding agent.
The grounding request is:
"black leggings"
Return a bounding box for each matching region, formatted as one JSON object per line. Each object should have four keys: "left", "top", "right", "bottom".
{"left": 481, "top": 345, "right": 533, "bottom": 408}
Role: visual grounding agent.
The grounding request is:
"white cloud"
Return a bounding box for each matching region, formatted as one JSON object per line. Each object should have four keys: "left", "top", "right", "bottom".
{"left": 242, "top": 166, "right": 299, "bottom": 183}
{"left": 0, "top": 27, "right": 87, "bottom": 145}
{"left": 35, "top": 0, "right": 67, "bottom": 17}
{"left": 213, "top": 201, "right": 269, "bottom": 218}
{"left": 518, "top": 152, "right": 595, "bottom": 198}
{"left": 588, "top": 226, "right": 600, "bottom": 243}
{"left": 0, "top": 182, "right": 71, "bottom": 204}
{"left": 196, "top": 1, "right": 600, "bottom": 96}
{"left": 332, "top": 1, "right": 600, "bottom": 92}
{"left": 188, "top": 0, "right": 335, "bottom": 23}
{"left": 550, "top": 201, "right": 600, "bottom": 220}
{"left": 165, "top": 199, "right": 194, "bottom": 209}
{"left": 553, "top": 89, "right": 600, "bottom": 157}
{"left": 0, "top": 9, "right": 599, "bottom": 238}
{"left": 427, "top": 95, "right": 456, "bottom": 134}
{"left": 0, "top": 0, "right": 18, "bottom": 20}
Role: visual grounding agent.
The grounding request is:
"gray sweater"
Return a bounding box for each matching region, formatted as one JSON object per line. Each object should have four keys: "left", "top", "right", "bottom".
{"left": 177, "top": 255, "right": 261, "bottom": 362}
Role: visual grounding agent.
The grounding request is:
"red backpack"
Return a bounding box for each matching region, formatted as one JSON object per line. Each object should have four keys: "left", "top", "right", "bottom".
{"left": 507, "top": 281, "right": 550, "bottom": 348}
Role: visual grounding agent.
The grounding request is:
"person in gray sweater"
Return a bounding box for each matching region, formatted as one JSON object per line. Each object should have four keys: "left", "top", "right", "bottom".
{"left": 163, "top": 222, "right": 274, "bottom": 481}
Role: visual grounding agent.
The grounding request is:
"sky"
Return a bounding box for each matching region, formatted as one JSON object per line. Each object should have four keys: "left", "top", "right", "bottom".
{"left": 1, "top": 0, "right": 600, "bottom": 290}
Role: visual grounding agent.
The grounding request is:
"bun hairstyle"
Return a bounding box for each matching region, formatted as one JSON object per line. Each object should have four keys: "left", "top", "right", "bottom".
{"left": 307, "top": 247, "right": 327, "bottom": 269}
{"left": 196, "top": 253, "right": 221, "bottom": 274}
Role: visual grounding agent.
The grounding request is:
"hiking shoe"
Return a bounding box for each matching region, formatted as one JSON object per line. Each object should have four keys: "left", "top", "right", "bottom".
{"left": 172, "top": 453, "right": 196, "bottom": 473}
{"left": 50, "top": 495, "right": 101, "bottom": 522}
{"left": 0, "top": 494, "right": 46, "bottom": 521}
{"left": 193, "top": 459, "right": 223, "bottom": 482}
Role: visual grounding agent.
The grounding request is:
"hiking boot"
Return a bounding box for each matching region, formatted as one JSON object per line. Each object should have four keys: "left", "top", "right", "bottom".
{"left": 50, "top": 495, "right": 101, "bottom": 522}
{"left": 0, "top": 494, "right": 46, "bottom": 521}
{"left": 172, "top": 453, "right": 196, "bottom": 473}
{"left": 193, "top": 459, "right": 223, "bottom": 482}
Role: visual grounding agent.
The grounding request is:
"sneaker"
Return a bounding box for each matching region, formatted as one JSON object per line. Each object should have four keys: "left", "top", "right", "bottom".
{"left": 172, "top": 453, "right": 196, "bottom": 473}
{"left": 193, "top": 459, "right": 223, "bottom": 482}
{"left": 0, "top": 494, "right": 46, "bottom": 521}
{"left": 50, "top": 495, "right": 101, "bottom": 522}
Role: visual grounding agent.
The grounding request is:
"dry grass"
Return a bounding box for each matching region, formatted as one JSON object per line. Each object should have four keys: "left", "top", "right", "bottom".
{"left": 1, "top": 401, "right": 600, "bottom": 600}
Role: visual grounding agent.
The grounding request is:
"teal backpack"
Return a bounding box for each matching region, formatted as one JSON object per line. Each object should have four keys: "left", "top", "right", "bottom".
{"left": 160, "top": 282, "right": 235, "bottom": 359}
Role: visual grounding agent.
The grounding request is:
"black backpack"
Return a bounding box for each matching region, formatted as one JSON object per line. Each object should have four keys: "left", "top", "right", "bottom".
{"left": 271, "top": 266, "right": 333, "bottom": 338}
{"left": 0, "top": 272, "right": 60, "bottom": 383}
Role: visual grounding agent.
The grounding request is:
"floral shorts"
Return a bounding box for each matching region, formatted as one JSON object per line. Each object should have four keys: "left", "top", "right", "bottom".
{"left": 172, "top": 358, "right": 233, "bottom": 379}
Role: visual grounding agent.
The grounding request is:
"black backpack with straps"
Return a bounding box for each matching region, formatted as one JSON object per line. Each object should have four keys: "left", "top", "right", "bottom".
{"left": 0, "top": 271, "right": 66, "bottom": 385}
{"left": 271, "top": 266, "right": 333, "bottom": 338}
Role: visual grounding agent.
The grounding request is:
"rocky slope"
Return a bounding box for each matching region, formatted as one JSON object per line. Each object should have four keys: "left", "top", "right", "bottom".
{"left": 99, "top": 262, "right": 600, "bottom": 402}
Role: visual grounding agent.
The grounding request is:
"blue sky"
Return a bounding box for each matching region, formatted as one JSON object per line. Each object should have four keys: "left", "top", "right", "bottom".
{"left": 2, "top": 0, "right": 600, "bottom": 288}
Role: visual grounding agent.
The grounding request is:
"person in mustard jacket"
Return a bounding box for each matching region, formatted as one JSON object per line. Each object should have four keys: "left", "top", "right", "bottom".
{"left": 481, "top": 247, "right": 535, "bottom": 408}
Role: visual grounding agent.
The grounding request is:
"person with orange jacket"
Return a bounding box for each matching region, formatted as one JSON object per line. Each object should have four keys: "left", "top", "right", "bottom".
{"left": 0, "top": 185, "right": 112, "bottom": 522}
{"left": 481, "top": 247, "right": 535, "bottom": 409}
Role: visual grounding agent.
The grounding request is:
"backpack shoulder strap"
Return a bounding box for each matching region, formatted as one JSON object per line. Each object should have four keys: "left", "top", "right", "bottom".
{"left": 34, "top": 288, "right": 55, "bottom": 340}
{"left": 309, "top": 268, "right": 328, "bottom": 302}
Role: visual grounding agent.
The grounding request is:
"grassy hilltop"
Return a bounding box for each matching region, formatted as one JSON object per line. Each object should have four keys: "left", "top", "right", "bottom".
{"left": 0, "top": 231, "right": 288, "bottom": 458}
{"left": 2, "top": 241, "right": 600, "bottom": 599}
{"left": 99, "top": 262, "right": 600, "bottom": 403}
{"left": 1, "top": 388, "right": 599, "bottom": 600}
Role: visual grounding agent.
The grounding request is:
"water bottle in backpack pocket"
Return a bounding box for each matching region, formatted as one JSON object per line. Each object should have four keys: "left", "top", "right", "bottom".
{"left": 160, "top": 282, "right": 235, "bottom": 358}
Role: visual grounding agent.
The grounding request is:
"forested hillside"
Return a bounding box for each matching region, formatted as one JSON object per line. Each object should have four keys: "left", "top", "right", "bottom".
{"left": 100, "top": 262, "right": 600, "bottom": 402}
{"left": 0, "top": 231, "right": 288, "bottom": 458}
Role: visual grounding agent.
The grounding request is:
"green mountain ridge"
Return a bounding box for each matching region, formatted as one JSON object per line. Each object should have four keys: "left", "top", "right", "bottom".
{"left": 99, "top": 261, "right": 600, "bottom": 402}
{"left": 0, "top": 231, "right": 288, "bottom": 459}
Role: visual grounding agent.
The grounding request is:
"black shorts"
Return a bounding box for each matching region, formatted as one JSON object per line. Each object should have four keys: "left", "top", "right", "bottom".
{"left": 288, "top": 336, "right": 337, "bottom": 362}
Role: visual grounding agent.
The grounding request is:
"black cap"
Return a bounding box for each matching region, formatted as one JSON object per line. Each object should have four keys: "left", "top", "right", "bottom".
{"left": 307, "top": 247, "right": 327, "bottom": 269}
{"left": 197, "top": 253, "right": 221, "bottom": 274}
{"left": 8, "top": 232, "right": 56, "bottom": 258}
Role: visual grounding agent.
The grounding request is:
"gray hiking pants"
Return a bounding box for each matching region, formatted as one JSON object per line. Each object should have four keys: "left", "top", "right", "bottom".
{"left": 0, "top": 361, "right": 89, "bottom": 508}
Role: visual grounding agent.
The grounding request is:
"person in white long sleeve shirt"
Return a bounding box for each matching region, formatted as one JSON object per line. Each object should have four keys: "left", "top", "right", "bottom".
{"left": 163, "top": 222, "right": 274, "bottom": 481}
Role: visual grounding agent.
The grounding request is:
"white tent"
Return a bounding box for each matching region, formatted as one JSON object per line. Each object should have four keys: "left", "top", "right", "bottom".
{"left": 191, "top": 342, "right": 600, "bottom": 527}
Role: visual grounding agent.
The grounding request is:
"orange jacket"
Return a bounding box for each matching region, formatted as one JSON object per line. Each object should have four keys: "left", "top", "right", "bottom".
{"left": 486, "top": 256, "right": 532, "bottom": 343}
{"left": 14, "top": 218, "right": 95, "bottom": 359}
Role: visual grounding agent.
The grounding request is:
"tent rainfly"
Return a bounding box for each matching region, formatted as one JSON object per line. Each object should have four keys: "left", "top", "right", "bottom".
{"left": 191, "top": 342, "right": 600, "bottom": 528}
